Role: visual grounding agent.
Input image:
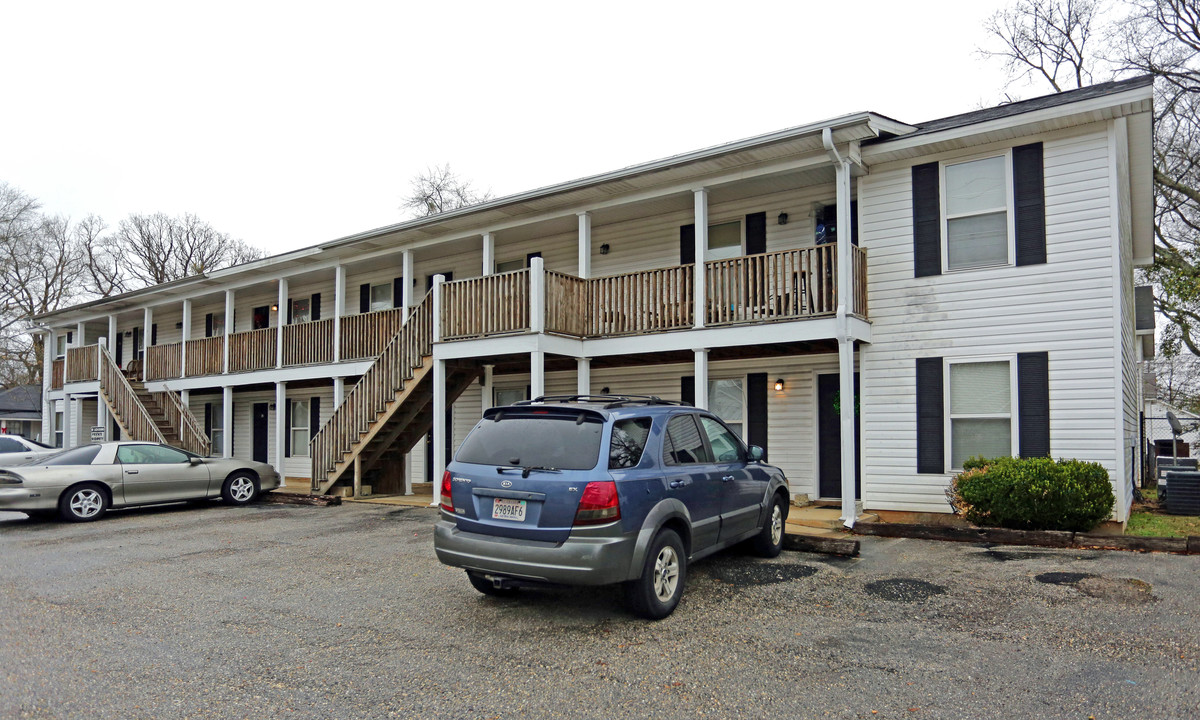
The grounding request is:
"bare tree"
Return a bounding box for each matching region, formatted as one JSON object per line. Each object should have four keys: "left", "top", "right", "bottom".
{"left": 400, "top": 164, "right": 492, "bottom": 218}
{"left": 980, "top": 0, "right": 1103, "bottom": 91}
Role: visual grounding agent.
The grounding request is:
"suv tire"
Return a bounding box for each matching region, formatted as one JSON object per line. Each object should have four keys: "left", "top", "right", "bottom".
{"left": 751, "top": 494, "right": 786, "bottom": 558}
{"left": 624, "top": 529, "right": 686, "bottom": 619}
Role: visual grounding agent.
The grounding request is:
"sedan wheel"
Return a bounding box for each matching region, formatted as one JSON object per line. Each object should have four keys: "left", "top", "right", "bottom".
{"left": 59, "top": 484, "right": 108, "bottom": 523}
{"left": 222, "top": 473, "right": 258, "bottom": 505}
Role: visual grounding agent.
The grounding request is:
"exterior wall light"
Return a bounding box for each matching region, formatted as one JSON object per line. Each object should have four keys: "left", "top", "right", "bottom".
{"left": 600, "top": 243, "right": 610, "bottom": 255}
{"left": 774, "top": 378, "right": 785, "bottom": 392}
{"left": 777, "top": 213, "right": 788, "bottom": 226}
{"left": 271, "top": 304, "right": 279, "bottom": 312}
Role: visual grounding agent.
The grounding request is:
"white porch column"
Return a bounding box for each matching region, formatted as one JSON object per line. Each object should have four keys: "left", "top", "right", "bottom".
{"left": 832, "top": 149, "right": 860, "bottom": 526}
{"left": 181, "top": 299, "right": 192, "bottom": 378}
{"left": 106, "top": 316, "right": 117, "bottom": 354}
{"left": 41, "top": 329, "right": 54, "bottom": 437}
{"left": 222, "top": 385, "right": 234, "bottom": 458}
{"left": 223, "top": 289, "right": 235, "bottom": 373}
{"left": 96, "top": 390, "right": 108, "bottom": 441}
{"left": 576, "top": 357, "right": 590, "bottom": 396}
{"left": 482, "top": 233, "right": 495, "bottom": 276}
{"left": 432, "top": 273, "right": 445, "bottom": 342}
{"left": 693, "top": 349, "right": 709, "bottom": 410}
{"left": 529, "top": 256, "right": 545, "bottom": 334}
{"left": 141, "top": 309, "right": 151, "bottom": 358}
{"left": 432, "top": 358, "right": 447, "bottom": 506}
{"left": 276, "top": 277, "right": 288, "bottom": 369}
{"left": 481, "top": 364, "right": 494, "bottom": 412}
{"left": 333, "top": 265, "right": 346, "bottom": 363}
{"left": 333, "top": 376, "right": 344, "bottom": 407}
{"left": 76, "top": 321, "right": 86, "bottom": 347}
{"left": 180, "top": 389, "right": 189, "bottom": 406}
{"left": 531, "top": 350, "right": 545, "bottom": 399}
{"left": 401, "top": 250, "right": 414, "bottom": 321}
{"left": 577, "top": 212, "right": 592, "bottom": 278}
{"left": 274, "top": 381, "right": 287, "bottom": 480}
{"left": 693, "top": 189, "right": 708, "bottom": 329}
{"left": 62, "top": 393, "right": 73, "bottom": 448}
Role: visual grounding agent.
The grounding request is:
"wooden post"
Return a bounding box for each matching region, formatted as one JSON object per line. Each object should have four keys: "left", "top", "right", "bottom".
{"left": 353, "top": 454, "right": 362, "bottom": 498}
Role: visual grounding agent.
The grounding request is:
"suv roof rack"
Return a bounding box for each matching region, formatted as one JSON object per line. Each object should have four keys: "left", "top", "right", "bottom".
{"left": 514, "top": 394, "right": 693, "bottom": 410}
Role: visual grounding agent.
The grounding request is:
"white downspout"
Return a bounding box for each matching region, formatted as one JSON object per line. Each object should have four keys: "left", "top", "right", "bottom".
{"left": 823, "top": 128, "right": 860, "bottom": 529}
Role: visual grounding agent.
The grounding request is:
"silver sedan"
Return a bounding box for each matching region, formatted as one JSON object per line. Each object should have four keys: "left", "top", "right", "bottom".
{"left": 0, "top": 442, "right": 282, "bottom": 522}
{"left": 0, "top": 434, "right": 59, "bottom": 467}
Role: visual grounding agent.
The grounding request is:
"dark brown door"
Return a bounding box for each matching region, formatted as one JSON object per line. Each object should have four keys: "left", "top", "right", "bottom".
{"left": 818, "top": 373, "right": 860, "bottom": 499}
{"left": 252, "top": 403, "right": 269, "bottom": 463}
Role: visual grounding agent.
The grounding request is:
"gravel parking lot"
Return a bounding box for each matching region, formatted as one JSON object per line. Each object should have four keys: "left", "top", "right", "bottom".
{"left": 2, "top": 500, "right": 1198, "bottom": 720}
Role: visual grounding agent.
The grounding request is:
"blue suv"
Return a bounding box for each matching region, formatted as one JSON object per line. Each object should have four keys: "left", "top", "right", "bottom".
{"left": 433, "top": 395, "right": 791, "bottom": 619}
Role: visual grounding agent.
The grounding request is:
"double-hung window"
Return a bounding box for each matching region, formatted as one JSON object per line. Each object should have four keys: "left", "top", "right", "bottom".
{"left": 210, "top": 408, "right": 224, "bottom": 453}
{"left": 948, "top": 359, "right": 1015, "bottom": 469}
{"left": 291, "top": 298, "right": 311, "bottom": 324}
{"left": 369, "top": 283, "right": 392, "bottom": 312}
{"left": 943, "top": 154, "right": 1013, "bottom": 271}
{"left": 290, "top": 399, "right": 310, "bottom": 457}
{"left": 707, "top": 221, "right": 742, "bottom": 261}
{"left": 708, "top": 378, "right": 745, "bottom": 438}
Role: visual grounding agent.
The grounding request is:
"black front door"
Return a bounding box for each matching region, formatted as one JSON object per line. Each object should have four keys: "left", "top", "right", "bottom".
{"left": 115, "top": 333, "right": 123, "bottom": 366}
{"left": 252, "top": 403, "right": 269, "bottom": 464}
{"left": 818, "top": 373, "right": 860, "bottom": 499}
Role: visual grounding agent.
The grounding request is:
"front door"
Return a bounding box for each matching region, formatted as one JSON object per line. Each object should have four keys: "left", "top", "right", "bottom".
{"left": 817, "top": 373, "right": 860, "bottom": 499}
{"left": 252, "top": 403, "right": 269, "bottom": 463}
{"left": 115, "top": 332, "right": 123, "bottom": 367}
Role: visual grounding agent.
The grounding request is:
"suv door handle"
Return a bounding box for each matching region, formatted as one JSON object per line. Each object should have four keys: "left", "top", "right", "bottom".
{"left": 669, "top": 479, "right": 691, "bottom": 488}
{"left": 722, "top": 475, "right": 735, "bottom": 482}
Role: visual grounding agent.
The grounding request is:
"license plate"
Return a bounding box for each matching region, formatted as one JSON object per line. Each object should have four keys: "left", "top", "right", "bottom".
{"left": 492, "top": 498, "right": 527, "bottom": 522}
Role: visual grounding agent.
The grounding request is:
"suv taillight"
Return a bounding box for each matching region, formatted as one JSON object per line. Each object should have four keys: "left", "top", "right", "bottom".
{"left": 573, "top": 480, "right": 620, "bottom": 526}
{"left": 440, "top": 470, "right": 454, "bottom": 513}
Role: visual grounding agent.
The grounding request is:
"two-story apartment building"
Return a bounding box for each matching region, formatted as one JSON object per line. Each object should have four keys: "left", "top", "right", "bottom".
{"left": 35, "top": 76, "right": 1155, "bottom": 526}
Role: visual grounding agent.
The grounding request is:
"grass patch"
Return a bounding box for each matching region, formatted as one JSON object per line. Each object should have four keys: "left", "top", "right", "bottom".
{"left": 1127, "top": 511, "right": 1200, "bottom": 538}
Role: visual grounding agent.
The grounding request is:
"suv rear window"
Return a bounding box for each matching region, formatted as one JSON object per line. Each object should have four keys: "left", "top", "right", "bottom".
{"left": 609, "top": 418, "right": 651, "bottom": 469}
{"left": 457, "top": 412, "right": 604, "bottom": 470}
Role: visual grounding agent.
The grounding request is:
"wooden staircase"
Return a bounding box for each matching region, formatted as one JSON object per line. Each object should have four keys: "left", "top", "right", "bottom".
{"left": 97, "top": 344, "right": 211, "bottom": 455}
{"left": 313, "top": 291, "right": 482, "bottom": 495}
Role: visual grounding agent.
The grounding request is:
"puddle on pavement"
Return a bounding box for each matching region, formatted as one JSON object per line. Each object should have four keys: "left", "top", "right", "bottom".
{"left": 708, "top": 562, "right": 819, "bottom": 586}
{"left": 864, "top": 578, "right": 947, "bottom": 602}
{"left": 1035, "top": 571, "right": 1097, "bottom": 585}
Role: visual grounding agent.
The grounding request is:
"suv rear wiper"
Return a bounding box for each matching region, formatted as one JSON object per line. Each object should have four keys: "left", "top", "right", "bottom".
{"left": 496, "top": 465, "right": 562, "bottom": 478}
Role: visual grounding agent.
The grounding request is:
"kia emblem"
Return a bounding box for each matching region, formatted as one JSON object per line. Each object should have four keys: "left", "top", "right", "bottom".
{"left": 501, "top": 480, "right": 512, "bottom": 488}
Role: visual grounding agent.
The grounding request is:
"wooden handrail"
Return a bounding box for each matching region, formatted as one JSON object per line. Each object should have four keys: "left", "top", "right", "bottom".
{"left": 586, "top": 264, "right": 693, "bottom": 336}
{"left": 65, "top": 345, "right": 99, "bottom": 383}
{"left": 282, "top": 318, "right": 334, "bottom": 366}
{"left": 154, "top": 390, "right": 212, "bottom": 456}
{"left": 545, "top": 271, "right": 589, "bottom": 336}
{"left": 311, "top": 290, "right": 434, "bottom": 488}
{"left": 440, "top": 269, "right": 530, "bottom": 340}
{"left": 185, "top": 336, "right": 225, "bottom": 376}
{"left": 145, "top": 342, "right": 182, "bottom": 381}
{"left": 705, "top": 245, "right": 839, "bottom": 325}
{"left": 227, "top": 327, "right": 275, "bottom": 373}
{"left": 340, "top": 306, "right": 408, "bottom": 361}
{"left": 97, "top": 345, "right": 165, "bottom": 444}
{"left": 50, "top": 358, "right": 64, "bottom": 390}
{"left": 852, "top": 245, "right": 868, "bottom": 317}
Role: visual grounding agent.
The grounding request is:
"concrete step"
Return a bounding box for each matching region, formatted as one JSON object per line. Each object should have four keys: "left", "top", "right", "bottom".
{"left": 788, "top": 506, "right": 879, "bottom": 530}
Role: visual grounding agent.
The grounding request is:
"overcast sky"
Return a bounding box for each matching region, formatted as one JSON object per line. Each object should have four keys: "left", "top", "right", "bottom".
{"left": 2, "top": 1, "right": 1038, "bottom": 257}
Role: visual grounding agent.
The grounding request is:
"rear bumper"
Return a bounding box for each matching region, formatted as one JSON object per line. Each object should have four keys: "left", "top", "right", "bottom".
{"left": 0, "top": 486, "right": 58, "bottom": 512}
{"left": 434, "top": 519, "right": 639, "bottom": 586}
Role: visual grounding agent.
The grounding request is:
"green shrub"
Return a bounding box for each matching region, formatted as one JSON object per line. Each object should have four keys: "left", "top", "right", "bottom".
{"left": 946, "top": 456, "right": 1115, "bottom": 532}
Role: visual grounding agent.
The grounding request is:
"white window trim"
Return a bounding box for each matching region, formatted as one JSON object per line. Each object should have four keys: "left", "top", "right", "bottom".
{"left": 289, "top": 398, "right": 310, "bottom": 457}
{"left": 939, "top": 149, "right": 1017, "bottom": 273}
{"left": 944, "top": 354, "right": 1019, "bottom": 471}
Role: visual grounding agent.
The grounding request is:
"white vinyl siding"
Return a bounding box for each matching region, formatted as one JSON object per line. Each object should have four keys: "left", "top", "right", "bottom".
{"left": 859, "top": 123, "right": 1122, "bottom": 513}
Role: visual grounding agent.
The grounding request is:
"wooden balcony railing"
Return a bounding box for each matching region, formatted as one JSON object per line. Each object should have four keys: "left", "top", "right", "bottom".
{"left": 50, "top": 359, "right": 64, "bottom": 390}
{"left": 440, "top": 269, "right": 530, "bottom": 340}
{"left": 282, "top": 319, "right": 334, "bottom": 366}
{"left": 185, "top": 337, "right": 225, "bottom": 377}
{"left": 853, "top": 245, "right": 868, "bottom": 317}
{"left": 545, "top": 271, "right": 588, "bottom": 336}
{"left": 227, "top": 327, "right": 275, "bottom": 373}
{"left": 145, "top": 343, "right": 182, "bottom": 381}
{"left": 153, "top": 390, "right": 211, "bottom": 456}
{"left": 706, "top": 245, "right": 840, "bottom": 326}
{"left": 340, "top": 307, "right": 408, "bottom": 361}
{"left": 65, "top": 345, "right": 99, "bottom": 383}
{"left": 586, "top": 264, "right": 694, "bottom": 336}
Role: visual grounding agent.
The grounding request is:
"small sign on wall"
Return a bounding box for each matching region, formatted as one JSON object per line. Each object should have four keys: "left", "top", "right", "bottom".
{"left": 90, "top": 426, "right": 106, "bottom": 442}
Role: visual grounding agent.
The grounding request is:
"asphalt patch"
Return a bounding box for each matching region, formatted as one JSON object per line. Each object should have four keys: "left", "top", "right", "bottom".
{"left": 1075, "top": 577, "right": 1157, "bottom": 604}
{"left": 1035, "top": 571, "right": 1097, "bottom": 586}
{"left": 708, "top": 562, "right": 819, "bottom": 586}
{"left": 864, "top": 578, "right": 947, "bottom": 602}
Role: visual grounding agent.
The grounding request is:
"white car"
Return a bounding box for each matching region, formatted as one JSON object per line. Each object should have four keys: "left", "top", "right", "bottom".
{"left": 0, "top": 435, "right": 58, "bottom": 467}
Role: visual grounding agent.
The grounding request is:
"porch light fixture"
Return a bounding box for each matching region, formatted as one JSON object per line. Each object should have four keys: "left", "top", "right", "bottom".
{"left": 599, "top": 243, "right": 610, "bottom": 255}
{"left": 271, "top": 304, "right": 278, "bottom": 312}
{"left": 774, "top": 378, "right": 785, "bottom": 392}
{"left": 777, "top": 212, "right": 788, "bottom": 226}
{"left": 601, "top": 386, "right": 610, "bottom": 394}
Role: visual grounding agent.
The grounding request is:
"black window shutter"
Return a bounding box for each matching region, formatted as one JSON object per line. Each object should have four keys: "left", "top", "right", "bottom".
{"left": 204, "top": 403, "right": 212, "bottom": 439}
{"left": 681, "top": 376, "right": 695, "bottom": 407}
{"left": 309, "top": 397, "right": 321, "bottom": 439}
{"left": 205, "top": 313, "right": 213, "bottom": 338}
{"left": 526, "top": 252, "right": 542, "bottom": 265}
{"left": 916, "top": 357, "right": 945, "bottom": 474}
{"left": 745, "top": 212, "right": 767, "bottom": 255}
{"left": 150, "top": 324, "right": 157, "bottom": 346}
{"left": 286, "top": 298, "right": 293, "bottom": 325}
{"left": 1018, "top": 352, "right": 1050, "bottom": 458}
{"left": 359, "top": 284, "right": 370, "bottom": 313}
{"left": 850, "top": 200, "right": 859, "bottom": 246}
{"left": 680, "top": 224, "right": 696, "bottom": 265}
{"left": 66, "top": 331, "right": 73, "bottom": 343}
{"left": 912, "top": 162, "right": 941, "bottom": 277}
{"left": 747, "top": 373, "right": 768, "bottom": 461}
{"left": 1013, "top": 142, "right": 1046, "bottom": 266}
{"left": 284, "top": 400, "right": 291, "bottom": 457}
{"left": 393, "top": 277, "right": 403, "bottom": 308}
{"left": 311, "top": 293, "right": 321, "bottom": 321}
